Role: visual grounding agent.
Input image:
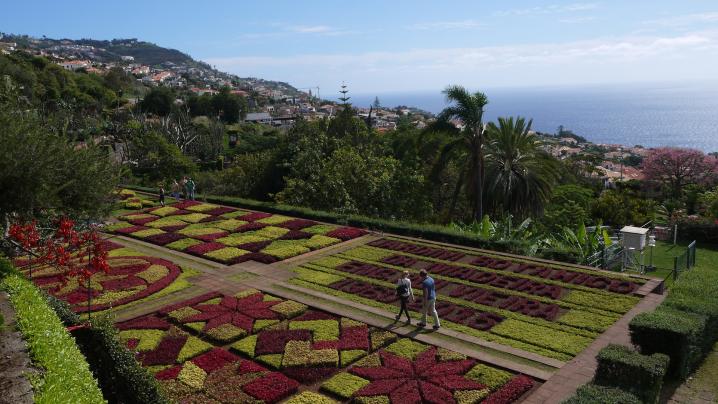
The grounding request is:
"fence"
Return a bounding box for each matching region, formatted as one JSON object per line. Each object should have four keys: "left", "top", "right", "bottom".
{"left": 667, "top": 240, "right": 697, "bottom": 282}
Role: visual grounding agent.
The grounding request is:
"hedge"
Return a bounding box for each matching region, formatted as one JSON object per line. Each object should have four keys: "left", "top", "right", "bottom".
{"left": 663, "top": 267, "right": 718, "bottom": 348}
{"left": 1, "top": 274, "right": 106, "bottom": 404}
{"left": 121, "top": 184, "right": 582, "bottom": 263}
{"left": 562, "top": 384, "right": 641, "bottom": 404}
{"left": 677, "top": 221, "right": 718, "bottom": 244}
{"left": 594, "top": 344, "right": 669, "bottom": 404}
{"left": 629, "top": 308, "right": 706, "bottom": 379}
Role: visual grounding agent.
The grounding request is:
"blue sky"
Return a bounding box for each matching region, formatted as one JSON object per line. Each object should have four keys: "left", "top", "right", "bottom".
{"left": 2, "top": 1, "right": 718, "bottom": 93}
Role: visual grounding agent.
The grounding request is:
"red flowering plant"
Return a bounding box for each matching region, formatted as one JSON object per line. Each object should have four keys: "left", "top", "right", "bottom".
{"left": 8, "top": 217, "right": 110, "bottom": 321}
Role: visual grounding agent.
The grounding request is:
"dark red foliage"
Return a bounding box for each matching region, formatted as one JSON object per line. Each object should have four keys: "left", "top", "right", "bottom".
{"left": 329, "top": 279, "right": 398, "bottom": 304}
{"left": 114, "top": 225, "right": 148, "bottom": 235}
{"left": 368, "top": 238, "right": 465, "bottom": 261}
{"left": 242, "top": 372, "right": 299, "bottom": 403}
{"left": 127, "top": 217, "right": 158, "bottom": 226}
{"left": 64, "top": 288, "right": 101, "bottom": 304}
{"left": 278, "top": 219, "right": 318, "bottom": 230}
{"left": 189, "top": 231, "right": 229, "bottom": 242}
{"left": 103, "top": 240, "right": 124, "bottom": 250}
{"left": 155, "top": 366, "right": 182, "bottom": 380}
{"left": 144, "top": 232, "right": 185, "bottom": 246}
{"left": 164, "top": 209, "right": 192, "bottom": 217}
{"left": 100, "top": 276, "right": 145, "bottom": 291}
{"left": 234, "top": 222, "right": 268, "bottom": 233}
{"left": 236, "top": 240, "right": 272, "bottom": 253}
{"left": 116, "top": 314, "right": 171, "bottom": 331}
{"left": 191, "top": 348, "right": 241, "bottom": 372}
{"left": 140, "top": 336, "right": 188, "bottom": 366}
{"left": 338, "top": 326, "right": 370, "bottom": 350}
{"left": 482, "top": 374, "right": 535, "bottom": 404}
{"left": 159, "top": 292, "right": 222, "bottom": 315}
{"left": 158, "top": 224, "right": 188, "bottom": 232}
{"left": 185, "top": 242, "right": 225, "bottom": 255}
{"left": 382, "top": 254, "right": 418, "bottom": 268}
{"left": 171, "top": 200, "right": 203, "bottom": 209}
{"left": 325, "top": 227, "right": 367, "bottom": 241}
{"left": 278, "top": 230, "right": 312, "bottom": 240}
{"left": 292, "top": 310, "right": 337, "bottom": 321}
{"left": 254, "top": 329, "right": 312, "bottom": 355}
{"left": 239, "top": 359, "right": 268, "bottom": 374}
{"left": 281, "top": 367, "right": 338, "bottom": 384}
{"left": 205, "top": 206, "right": 238, "bottom": 216}
{"left": 313, "top": 340, "right": 339, "bottom": 350}
{"left": 237, "top": 212, "right": 273, "bottom": 222}
{"left": 198, "top": 215, "right": 223, "bottom": 223}
{"left": 241, "top": 252, "right": 278, "bottom": 264}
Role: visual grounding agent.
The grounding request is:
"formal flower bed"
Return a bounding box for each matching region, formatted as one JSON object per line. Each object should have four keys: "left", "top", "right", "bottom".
{"left": 320, "top": 338, "right": 534, "bottom": 403}
{"left": 22, "top": 241, "right": 186, "bottom": 313}
{"left": 108, "top": 200, "right": 367, "bottom": 263}
{"left": 231, "top": 308, "right": 398, "bottom": 383}
{"left": 292, "top": 237, "right": 648, "bottom": 361}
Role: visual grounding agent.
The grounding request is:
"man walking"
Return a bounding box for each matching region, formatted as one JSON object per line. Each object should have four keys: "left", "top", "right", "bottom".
{"left": 395, "top": 271, "right": 414, "bottom": 324}
{"left": 418, "top": 269, "right": 440, "bottom": 330}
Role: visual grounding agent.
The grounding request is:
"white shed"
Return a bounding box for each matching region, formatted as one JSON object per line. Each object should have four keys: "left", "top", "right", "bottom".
{"left": 620, "top": 226, "right": 649, "bottom": 251}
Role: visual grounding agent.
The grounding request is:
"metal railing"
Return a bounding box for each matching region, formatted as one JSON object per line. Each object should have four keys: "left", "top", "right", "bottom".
{"left": 665, "top": 240, "right": 697, "bottom": 282}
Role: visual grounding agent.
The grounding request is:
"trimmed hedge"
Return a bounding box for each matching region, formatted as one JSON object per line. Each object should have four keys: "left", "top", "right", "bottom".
{"left": 71, "top": 317, "right": 168, "bottom": 404}
{"left": 629, "top": 308, "right": 706, "bottom": 379}
{"left": 1, "top": 274, "right": 106, "bottom": 404}
{"left": 677, "top": 221, "right": 718, "bottom": 244}
{"left": 121, "top": 184, "right": 581, "bottom": 263}
{"left": 663, "top": 268, "right": 718, "bottom": 349}
{"left": 563, "top": 384, "right": 641, "bottom": 404}
{"left": 594, "top": 344, "right": 669, "bottom": 404}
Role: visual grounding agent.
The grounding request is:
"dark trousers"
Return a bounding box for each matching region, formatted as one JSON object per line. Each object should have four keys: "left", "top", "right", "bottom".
{"left": 397, "top": 295, "right": 411, "bottom": 320}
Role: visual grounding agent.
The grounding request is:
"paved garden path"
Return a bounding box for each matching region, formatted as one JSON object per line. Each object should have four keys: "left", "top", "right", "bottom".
{"left": 0, "top": 291, "right": 35, "bottom": 404}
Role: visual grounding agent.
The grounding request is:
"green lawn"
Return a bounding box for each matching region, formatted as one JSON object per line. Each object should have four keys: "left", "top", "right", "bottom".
{"left": 644, "top": 240, "right": 718, "bottom": 287}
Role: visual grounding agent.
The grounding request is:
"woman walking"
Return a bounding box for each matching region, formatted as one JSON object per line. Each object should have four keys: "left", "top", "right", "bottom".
{"left": 159, "top": 185, "right": 166, "bottom": 207}
{"left": 395, "top": 271, "right": 414, "bottom": 324}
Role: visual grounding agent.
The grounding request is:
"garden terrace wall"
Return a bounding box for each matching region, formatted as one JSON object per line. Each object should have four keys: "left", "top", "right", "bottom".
{"left": 121, "top": 185, "right": 579, "bottom": 261}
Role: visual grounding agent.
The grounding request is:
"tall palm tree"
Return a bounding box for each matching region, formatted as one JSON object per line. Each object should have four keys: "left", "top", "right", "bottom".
{"left": 484, "top": 116, "right": 559, "bottom": 217}
{"left": 433, "top": 86, "right": 489, "bottom": 220}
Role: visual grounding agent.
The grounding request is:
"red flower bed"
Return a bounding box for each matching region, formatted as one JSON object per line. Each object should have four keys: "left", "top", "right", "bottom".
{"left": 368, "top": 238, "right": 465, "bottom": 261}
{"left": 159, "top": 292, "right": 222, "bottom": 315}
{"left": 281, "top": 367, "right": 338, "bottom": 384}
{"left": 255, "top": 329, "right": 312, "bottom": 355}
{"left": 483, "top": 375, "right": 535, "bottom": 404}
{"left": 278, "top": 230, "right": 312, "bottom": 240}
{"left": 293, "top": 310, "right": 336, "bottom": 321}
{"left": 115, "top": 225, "right": 148, "bottom": 235}
{"left": 237, "top": 212, "right": 273, "bottom": 222}
{"left": 199, "top": 215, "right": 223, "bottom": 223}
{"left": 190, "top": 231, "right": 229, "bottom": 242}
{"left": 234, "top": 222, "right": 268, "bottom": 233}
{"left": 144, "top": 232, "right": 185, "bottom": 246}
{"left": 100, "top": 276, "right": 145, "bottom": 291}
{"left": 127, "top": 216, "right": 158, "bottom": 226}
{"left": 158, "top": 224, "right": 188, "bottom": 232}
{"left": 329, "top": 279, "right": 398, "bottom": 304}
{"left": 242, "top": 371, "right": 299, "bottom": 403}
{"left": 185, "top": 241, "right": 225, "bottom": 255}
{"left": 338, "top": 326, "right": 370, "bottom": 350}
{"left": 237, "top": 240, "right": 272, "bottom": 252}
{"left": 239, "top": 252, "right": 278, "bottom": 264}
{"left": 325, "top": 227, "right": 367, "bottom": 241}
{"left": 192, "top": 348, "right": 241, "bottom": 372}
{"left": 279, "top": 219, "right": 318, "bottom": 230}
{"left": 205, "top": 206, "right": 238, "bottom": 216}
{"left": 172, "top": 200, "right": 203, "bottom": 209}
{"left": 117, "top": 314, "right": 171, "bottom": 331}
{"left": 382, "top": 254, "right": 418, "bottom": 268}
{"left": 140, "top": 336, "right": 188, "bottom": 366}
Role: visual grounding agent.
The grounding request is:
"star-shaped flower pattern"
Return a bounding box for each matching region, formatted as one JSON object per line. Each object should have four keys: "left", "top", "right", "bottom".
{"left": 350, "top": 347, "right": 484, "bottom": 404}
{"left": 181, "top": 293, "right": 280, "bottom": 333}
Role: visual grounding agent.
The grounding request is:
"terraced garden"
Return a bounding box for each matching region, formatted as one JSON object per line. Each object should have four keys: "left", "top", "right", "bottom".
{"left": 116, "top": 289, "right": 538, "bottom": 403}
{"left": 108, "top": 199, "right": 366, "bottom": 264}
{"left": 291, "top": 237, "right": 648, "bottom": 361}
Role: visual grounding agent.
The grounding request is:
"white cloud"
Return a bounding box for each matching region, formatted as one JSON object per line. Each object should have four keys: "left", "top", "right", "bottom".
{"left": 643, "top": 12, "right": 718, "bottom": 28}
{"left": 208, "top": 30, "right": 718, "bottom": 92}
{"left": 495, "top": 3, "right": 599, "bottom": 17}
{"left": 288, "top": 25, "right": 333, "bottom": 34}
{"left": 238, "top": 24, "right": 355, "bottom": 40}
{"left": 407, "top": 20, "right": 483, "bottom": 31}
{"left": 559, "top": 16, "right": 596, "bottom": 24}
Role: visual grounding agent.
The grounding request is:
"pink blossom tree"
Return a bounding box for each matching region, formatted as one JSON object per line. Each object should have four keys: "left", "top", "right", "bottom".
{"left": 642, "top": 147, "right": 718, "bottom": 196}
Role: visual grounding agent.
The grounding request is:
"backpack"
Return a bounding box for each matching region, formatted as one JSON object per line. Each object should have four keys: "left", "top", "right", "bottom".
{"left": 396, "top": 281, "right": 408, "bottom": 296}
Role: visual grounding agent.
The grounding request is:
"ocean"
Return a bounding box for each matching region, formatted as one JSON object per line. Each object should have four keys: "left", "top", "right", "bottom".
{"left": 350, "top": 81, "right": 718, "bottom": 152}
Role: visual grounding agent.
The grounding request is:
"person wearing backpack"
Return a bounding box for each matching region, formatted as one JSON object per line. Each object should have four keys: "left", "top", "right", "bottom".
{"left": 395, "top": 271, "right": 414, "bottom": 324}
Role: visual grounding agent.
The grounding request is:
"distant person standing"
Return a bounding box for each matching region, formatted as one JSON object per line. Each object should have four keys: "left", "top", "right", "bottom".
{"left": 171, "top": 180, "right": 180, "bottom": 201}
{"left": 418, "top": 269, "right": 440, "bottom": 330}
{"left": 180, "top": 177, "right": 188, "bottom": 200}
{"left": 159, "top": 185, "right": 166, "bottom": 207}
{"left": 186, "top": 177, "right": 196, "bottom": 200}
{"left": 395, "top": 271, "right": 414, "bottom": 324}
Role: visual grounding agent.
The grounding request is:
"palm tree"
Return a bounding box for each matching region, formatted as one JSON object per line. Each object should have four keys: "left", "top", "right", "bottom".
{"left": 484, "top": 116, "right": 559, "bottom": 217}
{"left": 433, "top": 86, "right": 489, "bottom": 220}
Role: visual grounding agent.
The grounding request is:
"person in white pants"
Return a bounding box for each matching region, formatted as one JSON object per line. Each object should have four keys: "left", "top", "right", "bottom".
{"left": 418, "top": 269, "right": 440, "bottom": 330}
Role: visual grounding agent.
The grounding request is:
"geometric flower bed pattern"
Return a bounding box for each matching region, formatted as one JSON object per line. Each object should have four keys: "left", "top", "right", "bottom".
{"left": 21, "top": 240, "right": 186, "bottom": 313}
{"left": 321, "top": 338, "right": 535, "bottom": 403}
{"left": 116, "top": 289, "right": 535, "bottom": 403}
{"left": 108, "top": 199, "right": 366, "bottom": 264}
{"left": 292, "top": 237, "right": 647, "bottom": 361}
{"left": 231, "top": 308, "right": 398, "bottom": 383}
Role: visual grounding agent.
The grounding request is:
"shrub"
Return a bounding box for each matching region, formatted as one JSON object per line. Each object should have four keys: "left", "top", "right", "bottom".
{"left": 1, "top": 274, "right": 106, "bottom": 404}
{"left": 594, "top": 344, "right": 669, "bottom": 404}
{"left": 563, "top": 384, "right": 641, "bottom": 404}
{"left": 664, "top": 268, "right": 718, "bottom": 349}
{"left": 629, "top": 308, "right": 706, "bottom": 379}
{"left": 72, "top": 317, "right": 168, "bottom": 404}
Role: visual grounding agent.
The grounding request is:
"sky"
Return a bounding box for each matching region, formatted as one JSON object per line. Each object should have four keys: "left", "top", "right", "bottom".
{"left": 2, "top": 1, "right": 718, "bottom": 94}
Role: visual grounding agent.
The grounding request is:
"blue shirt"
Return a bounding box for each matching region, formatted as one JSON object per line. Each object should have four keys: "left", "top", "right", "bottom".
{"left": 421, "top": 276, "right": 436, "bottom": 300}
